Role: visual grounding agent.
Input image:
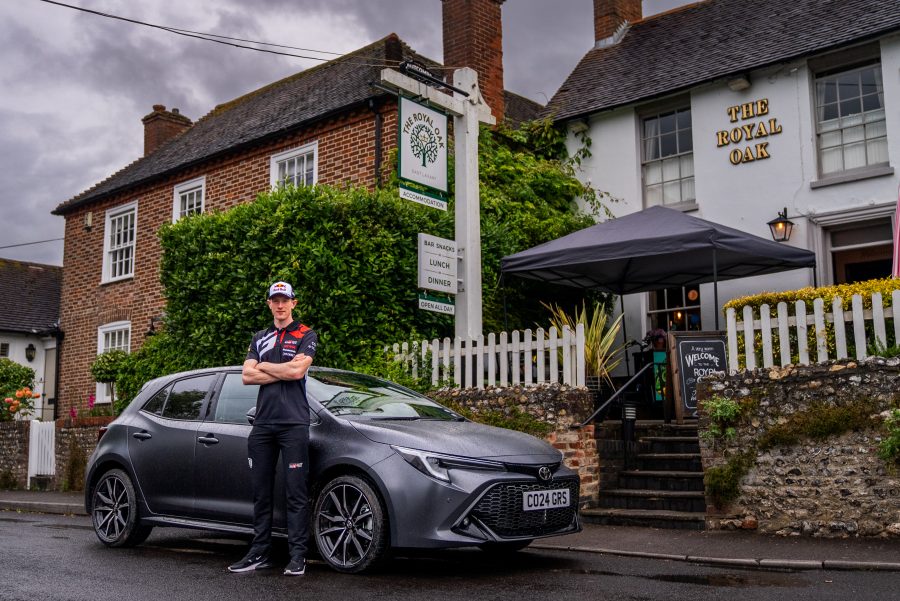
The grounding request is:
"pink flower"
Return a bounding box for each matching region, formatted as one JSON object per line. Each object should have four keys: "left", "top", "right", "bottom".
{"left": 88, "top": 394, "right": 95, "bottom": 409}
{"left": 69, "top": 407, "right": 77, "bottom": 419}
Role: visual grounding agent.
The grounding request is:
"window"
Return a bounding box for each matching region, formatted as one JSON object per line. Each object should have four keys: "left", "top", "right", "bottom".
{"left": 162, "top": 375, "right": 216, "bottom": 421}
{"left": 213, "top": 373, "right": 258, "bottom": 424}
{"left": 96, "top": 321, "right": 130, "bottom": 404}
{"left": 270, "top": 142, "right": 317, "bottom": 189}
{"left": 0, "top": 342, "right": 8, "bottom": 357}
{"left": 815, "top": 62, "right": 888, "bottom": 175}
{"left": 142, "top": 386, "right": 168, "bottom": 416}
{"left": 173, "top": 176, "right": 205, "bottom": 222}
{"left": 828, "top": 218, "right": 893, "bottom": 284}
{"left": 102, "top": 202, "right": 137, "bottom": 282}
{"left": 648, "top": 286, "right": 702, "bottom": 332}
{"left": 641, "top": 107, "right": 694, "bottom": 207}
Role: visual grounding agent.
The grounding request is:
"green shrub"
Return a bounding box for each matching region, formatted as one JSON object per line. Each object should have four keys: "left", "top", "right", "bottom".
{"left": 699, "top": 394, "right": 744, "bottom": 444}
{"left": 879, "top": 408, "right": 900, "bottom": 465}
{"left": 0, "top": 358, "right": 34, "bottom": 399}
{"left": 758, "top": 400, "right": 880, "bottom": 450}
{"left": 705, "top": 451, "right": 755, "bottom": 509}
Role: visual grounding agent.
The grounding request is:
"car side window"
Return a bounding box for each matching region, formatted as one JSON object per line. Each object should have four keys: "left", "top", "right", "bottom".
{"left": 141, "top": 386, "right": 169, "bottom": 416}
{"left": 163, "top": 375, "right": 217, "bottom": 421}
{"left": 213, "top": 373, "right": 259, "bottom": 424}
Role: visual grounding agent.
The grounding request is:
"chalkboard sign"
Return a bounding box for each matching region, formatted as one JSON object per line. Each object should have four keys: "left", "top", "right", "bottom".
{"left": 668, "top": 331, "right": 727, "bottom": 423}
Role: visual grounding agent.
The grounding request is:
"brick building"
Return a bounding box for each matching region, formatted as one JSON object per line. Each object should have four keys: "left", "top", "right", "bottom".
{"left": 51, "top": 1, "right": 539, "bottom": 416}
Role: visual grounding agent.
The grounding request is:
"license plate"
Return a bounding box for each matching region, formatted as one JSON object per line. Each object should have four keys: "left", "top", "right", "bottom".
{"left": 522, "top": 488, "right": 569, "bottom": 511}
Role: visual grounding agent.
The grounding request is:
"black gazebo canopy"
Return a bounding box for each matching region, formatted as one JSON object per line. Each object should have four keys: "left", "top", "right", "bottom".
{"left": 502, "top": 206, "right": 816, "bottom": 295}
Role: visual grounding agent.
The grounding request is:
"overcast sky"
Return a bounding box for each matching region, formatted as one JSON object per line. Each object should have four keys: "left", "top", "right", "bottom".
{"left": 0, "top": 0, "right": 689, "bottom": 266}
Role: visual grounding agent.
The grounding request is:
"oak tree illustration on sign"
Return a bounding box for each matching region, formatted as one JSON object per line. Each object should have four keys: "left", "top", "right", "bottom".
{"left": 410, "top": 123, "right": 439, "bottom": 167}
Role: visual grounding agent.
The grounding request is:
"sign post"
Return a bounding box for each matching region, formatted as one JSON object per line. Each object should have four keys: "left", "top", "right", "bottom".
{"left": 381, "top": 67, "right": 495, "bottom": 339}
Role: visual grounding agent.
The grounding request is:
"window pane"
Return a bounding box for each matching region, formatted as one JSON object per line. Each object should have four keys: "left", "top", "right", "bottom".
{"left": 643, "top": 135, "right": 659, "bottom": 161}
{"left": 819, "top": 81, "right": 837, "bottom": 104}
{"left": 861, "top": 93, "right": 882, "bottom": 112}
{"left": 643, "top": 162, "right": 662, "bottom": 185}
{"left": 865, "top": 120, "right": 886, "bottom": 139}
{"left": 843, "top": 124, "right": 864, "bottom": 144}
{"left": 643, "top": 117, "right": 660, "bottom": 140}
{"left": 680, "top": 154, "right": 694, "bottom": 178}
{"left": 842, "top": 142, "right": 867, "bottom": 170}
{"left": 659, "top": 112, "right": 676, "bottom": 134}
{"left": 214, "top": 373, "right": 258, "bottom": 424}
{"left": 663, "top": 181, "right": 681, "bottom": 205}
{"left": 660, "top": 133, "right": 677, "bottom": 157}
{"left": 819, "top": 130, "right": 842, "bottom": 149}
{"left": 164, "top": 375, "right": 216, "bottom": 421}
{"left": 681, "top": 177, "right": 695, "bottom": 202}
{"left": 676, "top": 109, "right": 691, "bottom": 130}
{"left": 645, "top": 184, "right": 662, "bottom": 206}
{"left": 839, "top": 97, "right": 861, "bottom": 117}
{"left": 662, "top": 157, "right": 680, "bottom": 182}
{"left": 860, "top": 67, "right": 878, "bottom": 94}
{"left": 821, "top": 147, "right": 843, "bottom": 174}
{"left": 678, "top": 130, "right": 693, "bottom": 152}
{"left": 836, "top": 72, "right": 859, "bottom": 100}
{"left": 867, "top": 138, "right": 888, "bottom": 164}
{"left": 142, "top": 387, "right": 168, "bottom": 416}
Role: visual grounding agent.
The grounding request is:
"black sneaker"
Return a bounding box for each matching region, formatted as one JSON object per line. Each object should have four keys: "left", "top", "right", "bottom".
{"left": 228, "top": 553, "right": 273, "bottom": 573}
{"left": 283, "top": 558, "right": 306, "bottom": 576}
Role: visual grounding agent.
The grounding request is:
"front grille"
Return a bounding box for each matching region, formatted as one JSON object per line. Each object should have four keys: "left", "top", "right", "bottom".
{"left": 470, "top": 478, "right": 579, "bottom": 538}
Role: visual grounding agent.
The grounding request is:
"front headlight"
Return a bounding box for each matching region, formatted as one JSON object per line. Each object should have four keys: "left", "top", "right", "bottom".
{"left": 391, "top": 446, "right": 506, "bottom": 483}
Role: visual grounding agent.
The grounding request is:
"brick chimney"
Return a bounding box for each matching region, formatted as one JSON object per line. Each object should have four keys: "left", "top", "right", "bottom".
{"left": 594, "top": 0, "right": 641, "bottom": 46}
{"left": 141, "top": 104, "right": 192, "bottom": 156}
{"left": 442, "top": 0, "right": 505, "bottom": 120}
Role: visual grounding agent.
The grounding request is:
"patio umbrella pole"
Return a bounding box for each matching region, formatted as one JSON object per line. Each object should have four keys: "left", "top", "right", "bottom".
{"left": 713, "top": 249, "right": 720, "bottom": 330}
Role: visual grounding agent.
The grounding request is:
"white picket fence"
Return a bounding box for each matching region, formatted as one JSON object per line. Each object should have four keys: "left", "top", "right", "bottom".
{"left": 388, "top": 324, "right": 586, "bottom": 389}
{"left": 726, "top": 290, "right": 899, "bottom": 373}
{"left": 27, "top": 420, "right": 56, "bottom": 489}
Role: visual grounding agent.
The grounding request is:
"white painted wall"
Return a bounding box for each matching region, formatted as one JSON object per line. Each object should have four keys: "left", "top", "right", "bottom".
{"left": 569, "top": 33, "right": 900, "bottom": 369}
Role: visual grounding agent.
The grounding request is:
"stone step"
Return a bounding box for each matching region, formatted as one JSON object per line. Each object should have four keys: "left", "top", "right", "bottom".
{"left": 598, "top": 489, "right": 707, "bottom": 513}
{"left": 619, "top": 470, "right": 705, "bottom": 491}
{"left": 581, "top": 508, "right": 706, "bottom": 530}
{"left": 640, "top": 436, "right": 701, "bottom": 454}
{"left": 636, "top": 453, "right": 703, "bottom": 472}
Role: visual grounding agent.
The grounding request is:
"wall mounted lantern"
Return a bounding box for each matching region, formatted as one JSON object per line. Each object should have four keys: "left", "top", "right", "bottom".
{"left": 25, "top": 343, "right": 36, "bottom": 362}
{"left": 767, "top": 207, "right": 794, "bottom": 242}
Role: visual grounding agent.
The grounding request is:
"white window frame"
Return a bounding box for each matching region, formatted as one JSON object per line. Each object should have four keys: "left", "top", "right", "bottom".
{"left": 95, "top": 321, "right": 131, "bottom": 405}
{"left": 101, "top": 201, "right": 138, "bottom": 284}
{"left": 0, "top": 342, "right": 9, "bottom": 357}
{"left": 270, "top": 141, "right": 318, "bottom": 189}
{"left": 813, "top": 61, "right": 888, "bottom": 178}
{"left": 172, "top": 176, "right": 206, "bottom": 222}
{"left": 638, "top": 105, "right": 695, "bottom": 209}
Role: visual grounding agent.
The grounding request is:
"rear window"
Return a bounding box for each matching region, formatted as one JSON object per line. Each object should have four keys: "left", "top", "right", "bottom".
{"left": 162, "top": 375, "right": 217, "bottom": 421}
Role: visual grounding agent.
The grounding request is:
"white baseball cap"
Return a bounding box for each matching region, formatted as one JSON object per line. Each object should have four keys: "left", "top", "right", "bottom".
{"left": 267, "top": 281, "right": 295, "bottom": 299}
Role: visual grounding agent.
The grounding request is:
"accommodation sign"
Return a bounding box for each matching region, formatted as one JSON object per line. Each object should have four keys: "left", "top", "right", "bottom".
{"left": 399, "top": 96, "right": 448, "bottom": 210}
{"left": 418, "top": 233, "right": 457, "bottom": 295}
{"left": 715, "top": 98, "right": 783, "bottom": 165}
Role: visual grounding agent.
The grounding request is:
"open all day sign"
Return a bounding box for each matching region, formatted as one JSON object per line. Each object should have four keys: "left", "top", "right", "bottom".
{"left": 399, "top": 96, "right": 448, "bottom": 210}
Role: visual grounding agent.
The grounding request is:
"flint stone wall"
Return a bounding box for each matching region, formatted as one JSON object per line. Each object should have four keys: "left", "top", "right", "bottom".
{"left": 0, "top": 421, "right": 30, "bottom": 488}
{"left": 698, "top": 358, "right": 900, "bottom": 537}
{"left": 429, "top": 384, "right": 599, "bottom": 506}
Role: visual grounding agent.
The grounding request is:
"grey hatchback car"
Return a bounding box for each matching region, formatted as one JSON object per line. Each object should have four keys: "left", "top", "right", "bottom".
{"left": 85, "top": 366, "right": 581, "bottom": 573}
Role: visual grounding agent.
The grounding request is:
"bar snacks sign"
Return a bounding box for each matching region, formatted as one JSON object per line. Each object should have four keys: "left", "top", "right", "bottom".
{"left": 715, "top": 98, "right": 783, "bottom": 165}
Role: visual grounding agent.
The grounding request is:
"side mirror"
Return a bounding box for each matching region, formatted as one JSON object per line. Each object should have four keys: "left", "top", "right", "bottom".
{"left": 246, "top": 406, "right": 256, "bottom": 425}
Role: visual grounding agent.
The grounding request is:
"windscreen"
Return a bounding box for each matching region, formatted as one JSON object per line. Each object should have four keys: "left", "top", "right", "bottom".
{"left": 307, "top": 371, "right": 462, "bottom": 421}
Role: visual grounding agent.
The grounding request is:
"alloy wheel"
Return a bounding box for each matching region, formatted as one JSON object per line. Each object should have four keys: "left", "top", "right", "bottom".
{"left": 316, "top": 482, "right": 376, "bottom": 569}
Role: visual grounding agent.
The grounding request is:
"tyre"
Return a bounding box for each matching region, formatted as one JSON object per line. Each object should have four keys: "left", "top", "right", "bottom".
{"left": 479, "top": 539, "right": 532, "bottom": 554}
{"left": 90, "top": 469, "right": 153, "bottom": 548}
{"left": 313, "top": 474, "right": 388, "bottom": 573}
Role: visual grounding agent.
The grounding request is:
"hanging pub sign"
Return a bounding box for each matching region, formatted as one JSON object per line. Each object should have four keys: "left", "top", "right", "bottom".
{"left": 398, "top": 96, "right": 449, "bottom": 210}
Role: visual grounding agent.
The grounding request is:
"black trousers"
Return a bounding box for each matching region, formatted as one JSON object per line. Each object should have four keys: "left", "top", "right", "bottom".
{"left": 247, "top": 424, "right": 310, "bottom": 561}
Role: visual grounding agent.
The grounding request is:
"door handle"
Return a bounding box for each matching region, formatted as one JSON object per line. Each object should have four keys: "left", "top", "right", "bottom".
{"left": 197, "top": 436, "right": 219, "bottom": 445}
{"left": 132, "top": 432, "right": 152, "bottom": 440}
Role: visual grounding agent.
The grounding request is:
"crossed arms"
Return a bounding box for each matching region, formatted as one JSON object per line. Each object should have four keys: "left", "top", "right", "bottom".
{"left": 242, "top": 354, "right": 313, "bottom": 385}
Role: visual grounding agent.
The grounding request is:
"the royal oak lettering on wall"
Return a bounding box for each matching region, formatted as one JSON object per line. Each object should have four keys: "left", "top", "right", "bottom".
{"left": 715, "top": 98, "right": 784, "bottom": 165}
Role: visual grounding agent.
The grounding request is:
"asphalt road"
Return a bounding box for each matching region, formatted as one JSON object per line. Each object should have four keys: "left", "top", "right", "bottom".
{"left": 2, "top": 511, "right": 894, "bottom": 601}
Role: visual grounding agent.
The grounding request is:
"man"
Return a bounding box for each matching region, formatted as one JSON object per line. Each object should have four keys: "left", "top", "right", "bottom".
{"left": 228, "top": 281, "right": 318, "bottom": 576}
